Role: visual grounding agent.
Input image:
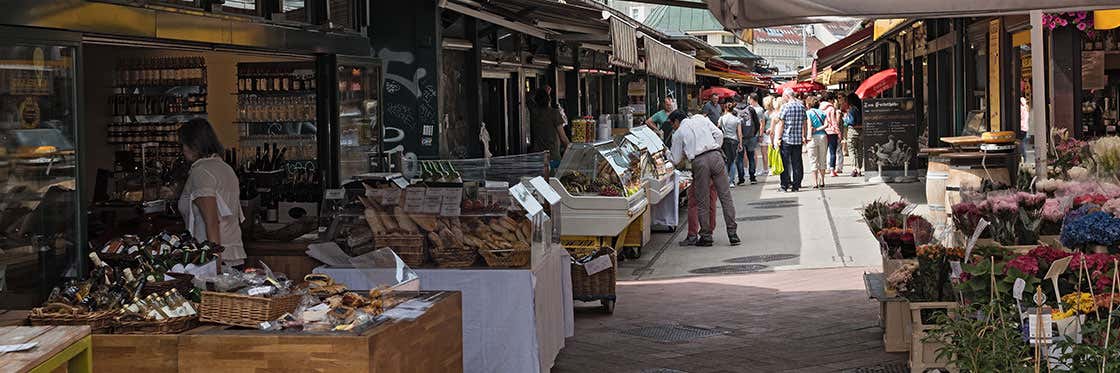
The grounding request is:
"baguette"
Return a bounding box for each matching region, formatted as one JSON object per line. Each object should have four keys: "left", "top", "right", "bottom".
{"left": 394, "top": 206, "right": 420, "bottom": 233}
{"left": 364, "top": 209, "right": 386, "bottom": 234}
{"left": 412, "top": 215, "right": 440, "bottom": 232}
{"left": 378, "top": 210, "right": 399, "bottom": 232}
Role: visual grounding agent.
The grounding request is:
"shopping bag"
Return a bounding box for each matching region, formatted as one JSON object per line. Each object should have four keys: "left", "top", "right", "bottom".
{"left": 768, "top": 145, "right": 783, "bottom": 175}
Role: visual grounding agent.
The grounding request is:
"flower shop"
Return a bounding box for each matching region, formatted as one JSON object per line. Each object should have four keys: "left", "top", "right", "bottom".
{"left": 866, "top": 129, "right": 1120, "bottom": 371}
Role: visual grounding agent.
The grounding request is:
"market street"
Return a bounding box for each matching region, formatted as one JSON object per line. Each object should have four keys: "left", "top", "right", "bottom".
{"left": 556, "top": 170, "right": 917, "bottom": 372}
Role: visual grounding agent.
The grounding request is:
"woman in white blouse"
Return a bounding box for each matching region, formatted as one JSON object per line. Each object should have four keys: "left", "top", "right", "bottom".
{"left": 178, "top": 119, "right": 246, "bottom": 267}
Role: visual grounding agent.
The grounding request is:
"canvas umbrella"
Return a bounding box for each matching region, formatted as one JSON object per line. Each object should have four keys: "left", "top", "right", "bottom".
{"left": 855, "top": 68, "right": 898, "bottom": 99}
{"left": 701, "top": 86, "right": 738, "bottom": 99}
{"left": 774, "top": 80, "right": 825, "bottom": 95}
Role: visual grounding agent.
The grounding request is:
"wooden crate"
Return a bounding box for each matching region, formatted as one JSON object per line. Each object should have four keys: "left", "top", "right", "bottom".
{"left": 178, "top": 292, "right": 463, "bottom": 373}
{"left": 882, "top": 300, "right": 911, "bottom": 352}
{"left": 623, "top": 207, "right": 651, "bottom": 248}
{"left": 908, "top": 301, "right": 958, "bottom": 373}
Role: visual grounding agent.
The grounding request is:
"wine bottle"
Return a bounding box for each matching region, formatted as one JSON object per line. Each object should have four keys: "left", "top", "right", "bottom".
{"left": 168, "top": 289, "right": 197, "bottom": 316}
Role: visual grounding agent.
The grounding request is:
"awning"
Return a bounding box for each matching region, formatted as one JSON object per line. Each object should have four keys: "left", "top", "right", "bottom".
{"left": 715, "top": 46, "right": 762, "bottom": 61}
{"left": 815, "top": 27, "right": 873, "bottom": 69}
{"left": 695, "top": 67, "right": 768, "bottom": 88}
{"left": 610, "top": 18, "right": 640, "bottom": 69}
{"left": 705, "top": 0, "right": 1120, "bottom": 29}
{"left": 643, "top": 35, "right": 697, "bottom": 85}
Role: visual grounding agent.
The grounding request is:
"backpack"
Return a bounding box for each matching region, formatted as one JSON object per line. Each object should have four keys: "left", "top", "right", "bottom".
{"left": 739, "top": 105, "right": 760, "bottom": 138}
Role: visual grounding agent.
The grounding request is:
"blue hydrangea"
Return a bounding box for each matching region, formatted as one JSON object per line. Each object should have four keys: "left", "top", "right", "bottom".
{"left": 1061, "top": 211, "right": 1120, "bottom": 247}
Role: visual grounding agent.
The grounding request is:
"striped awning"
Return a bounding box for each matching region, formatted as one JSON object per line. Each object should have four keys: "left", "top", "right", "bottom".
{"left": 609, "top": 18, "right": 639, "bottom": 69}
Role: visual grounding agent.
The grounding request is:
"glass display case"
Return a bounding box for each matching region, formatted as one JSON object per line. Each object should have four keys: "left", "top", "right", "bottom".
{"left": 337, "top": 58, "right": 384, "bottom": 181}
{"left": 550, "top": 141, "right": 648, "bottom": 237}
{"left": 0, "top": 42, "right": 81, "bottom": 308}
{"left": 555, "top": 141, "right": 641, "bottom": 198}
{"left": 626, "top": 126, "right": 675, "bottom": 204}
{"left": 615, "top": 133, "right": 655, "bottom": 185}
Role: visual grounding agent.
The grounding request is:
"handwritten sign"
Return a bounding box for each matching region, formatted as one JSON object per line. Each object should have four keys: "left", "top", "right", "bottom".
{"left": 404, "top": 187, "right": 425, "bottom": 213}
{"left": 964, "top": 219, "right": 991, "bottom": 262}
{"left": 583, "top": 255, "right": 613, "bottom": 276}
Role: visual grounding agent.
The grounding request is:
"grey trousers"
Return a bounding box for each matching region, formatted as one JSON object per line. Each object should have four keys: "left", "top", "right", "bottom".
{"left": 691, "top": 150, "right": 737, "bottom": 237}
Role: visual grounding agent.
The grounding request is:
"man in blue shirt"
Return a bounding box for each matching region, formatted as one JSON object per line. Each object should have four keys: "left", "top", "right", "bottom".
{"left": 775, "top": 90, "right": 809, "bottom": 192}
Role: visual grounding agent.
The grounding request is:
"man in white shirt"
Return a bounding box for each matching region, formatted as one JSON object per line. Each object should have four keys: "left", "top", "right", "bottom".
{"left": 669, "top": 111, "right": 740, "bottom": 247}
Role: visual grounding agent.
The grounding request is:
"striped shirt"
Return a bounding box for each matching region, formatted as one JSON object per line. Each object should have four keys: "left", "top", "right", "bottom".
{"left": 779, "top": 100, "right": 808, "bottom": 145}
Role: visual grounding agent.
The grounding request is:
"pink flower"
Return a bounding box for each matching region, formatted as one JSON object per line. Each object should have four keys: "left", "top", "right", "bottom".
{"left": 1043, "top": 199, "right": 1067, "bottom": 222}
{"left": 1078, "top": 22, "right": 1088, "bottom": 31}
{"left": 1006, "top": 255, "right": 1041, "bottom": 277}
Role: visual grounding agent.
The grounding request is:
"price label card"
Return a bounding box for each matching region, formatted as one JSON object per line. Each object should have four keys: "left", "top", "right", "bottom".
{"left": 528, "top": 177, "right": 561, "bottom": 205}
{"left": 1013, "top": 278, "right": 1026, "bottom": 301}
{"left": 391, "top": 177, "right": 410, "bottom": 189}
{"left": 509, "top": 184, "right": 543, "bottom": 217}
{"left": 404, "top": 187, "right": 426, "bottom": 213}
{"left": 247, "top": 286, "right": 274, "bottom": 297}
{"left": 583, "top": 255, "right": 613, "bottom": 276}
{"left": 324, "top": 189, "right": 345, "bottom": 200}
{"left": 381, "top": 188, "right": 402, "bottom": 206}
{"left": 440, "top": 188, "right": 463, "bottom": 216}
{"left": 949, "top": 261, "right": 962, "bottom": 280}
{"left": 423, "top": 189, "right": 443, "bottom": 215}
{"left": 964, "top": 219, "right": 991, "bottom": 262}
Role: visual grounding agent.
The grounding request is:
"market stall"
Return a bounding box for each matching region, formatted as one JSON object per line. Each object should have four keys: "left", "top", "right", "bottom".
{"left": 307, "top": 162, "right": 574, "bottom": 373}
{"left": 626, "top": 125, "right": 679, "bottom": 232}
{"left": 552, "top": 140, "right": 649, "bottom": 256}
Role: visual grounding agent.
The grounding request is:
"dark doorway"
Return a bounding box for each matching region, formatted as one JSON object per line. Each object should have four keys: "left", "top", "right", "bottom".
{"left": 482, "top": 77, "right": 509, "bottom": 156}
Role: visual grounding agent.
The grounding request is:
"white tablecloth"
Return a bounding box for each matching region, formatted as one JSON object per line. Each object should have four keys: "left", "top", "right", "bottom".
{"left": 652, "top": 172, "right": 680, "bottom": 228}
{"left": 315, "top": 248, "right": 574, "bottom": 373}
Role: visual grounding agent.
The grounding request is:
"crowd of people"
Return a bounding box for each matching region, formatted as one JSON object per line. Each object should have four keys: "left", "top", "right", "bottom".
{"left": 658, "top": 88, "right": 865, "bottom": 247}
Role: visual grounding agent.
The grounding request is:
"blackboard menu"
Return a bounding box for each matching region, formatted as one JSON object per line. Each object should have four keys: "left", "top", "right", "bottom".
{"left": 862, "top": 98, "right": 918, "bottom": 171}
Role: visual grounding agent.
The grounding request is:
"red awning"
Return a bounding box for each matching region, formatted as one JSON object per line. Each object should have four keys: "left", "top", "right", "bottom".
{"left": 815, "top": 27, "right": 873, "bottom": 67}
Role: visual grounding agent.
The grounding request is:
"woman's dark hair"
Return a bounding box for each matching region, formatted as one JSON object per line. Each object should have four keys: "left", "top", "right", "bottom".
{"left": 667, "top": 110, "right": 688, "bottom": 124}
{"left": 532, "top": 88, "right": 552, "bottom": 108}
{"left": 179, "top": 118, "right": 224, "bottom": 156}
{"left": 846, "top": 92, "right": 861, "bottom": 107}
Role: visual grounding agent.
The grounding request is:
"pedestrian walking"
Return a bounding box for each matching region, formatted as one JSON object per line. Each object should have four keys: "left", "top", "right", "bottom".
{"left": 737, "top": 93, "right": 764, "bottom": 184}
{"left": 703, "top": 94, "right": 722, "bottom": 125}
{"left": 719, "top": 99, "right": 743, "bottom": 188}
{"left": 529, "top": 88, "right": 570, "bottom": 165}
{"left": 775, "top": 90, "right": 808, "bottom": 192}
{"left": 843, "top": 93, "right": 864, "bottom": 177}
{"left": 820, "top": 92, "right": 843, "bottom": 176}
{"left": 668, "top": 111, "right": 740, "bottom": 247}
{"left": 806, "top": 96, "right": 829, "bottom": 189}
{"left": 757, "top": 95, "right": 774, "bottom": 176}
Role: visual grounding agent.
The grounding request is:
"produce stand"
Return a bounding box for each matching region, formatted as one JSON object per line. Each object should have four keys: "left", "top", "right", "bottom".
{"left": 89, "top": 291, "right": 463, "bottom": 373}
{"left": 0, "top": 325, "right": 92, "bottom": 373}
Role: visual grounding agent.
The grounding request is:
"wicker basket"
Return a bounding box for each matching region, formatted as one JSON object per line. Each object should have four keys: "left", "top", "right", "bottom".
{"left": 570, "top": 247, "right": 617, "bottom": 301}
{"left": 375, "top": 234, "right": 426, "bottom": 267}
{"left": 431, "top": 246, "right": 479, "bottom": 268}
{"left": 29, "top": 308, "right": 115, "bottom": 333}
{"left": 199, "top": 292, "right": 302, "bottom": 328}
{"left": 479, "top": 248, "right": 531, "bottom": 268}
{"left": 113, "top": 315, "right": 199, "bottom": 334}
{"left": 141, "top": 272, "right": 196, "bottom": 297}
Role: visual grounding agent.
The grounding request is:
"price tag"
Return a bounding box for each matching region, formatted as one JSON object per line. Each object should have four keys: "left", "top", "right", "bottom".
{"left": 1044, "top": 256, "right": 1072, "bottom": 280}
{"left": 391, "top": 176, "right": 410, "bottom": 189}
{"left": 381, "top": 188, "right": 402, "bottom": 206}
{"left": 422, "top": 189, "right": 443, "bottom": 214}
{"left": 324, "top": 189, "right": 345, "bottom": 200}
{"left": 509, "top": 184, "right": 543, "bottom": 217}
{"left": 1013, "top": 278, "right": 1026, "bottom": 301}
{"left": 964, "top": 219, "right": 991, "bottom": 262}
{"left": 528, "top": 177, "right": 561, "bottom": 205}
{"left": 949, "top": 261, "right": 962, "bottom": 280}
{"left": 247, "top": 286, "right": 274, "bottom": 297}
{"left": 441, "top": 188, "right": 463, "bottom": 216}
{"left": 583, "top": 254, "right": 613, "bottom": 276}
{"left": 404, "top": 187, "right": 426, "bottom": 213}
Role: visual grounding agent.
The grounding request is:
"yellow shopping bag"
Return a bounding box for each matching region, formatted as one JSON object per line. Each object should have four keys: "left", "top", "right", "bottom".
{"left": 768, "top": 145, "right": 783, "bottom": 175}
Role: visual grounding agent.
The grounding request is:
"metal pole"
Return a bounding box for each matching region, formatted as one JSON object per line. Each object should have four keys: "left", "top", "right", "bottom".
{"left": 1030, "top": 11, "right": 1048, "bottom": 179}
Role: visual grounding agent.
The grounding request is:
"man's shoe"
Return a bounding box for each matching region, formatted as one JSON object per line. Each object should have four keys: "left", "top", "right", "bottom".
{"left": 729, "top": 234, "right": 741, "bottom": 246}
{"left": 737, "top": 179, "right": 746, "bottom": 186}
{"left": 696, "top": 236, "right": 715, "bottom": 247}
{"left": 679, "top": 236, "right": 699, "bottom": 246}
{"left": 750, "top": 179, "right": 757, "bottom": 185}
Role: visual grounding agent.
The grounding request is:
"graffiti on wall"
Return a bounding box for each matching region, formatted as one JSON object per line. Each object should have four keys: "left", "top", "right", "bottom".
{"left": 378, "top": 47, "right": 438, "bottom": 168}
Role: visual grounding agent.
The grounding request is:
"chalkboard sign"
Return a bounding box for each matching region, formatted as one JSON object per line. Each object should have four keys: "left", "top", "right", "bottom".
{"left": 862, "top": 98, "right": 918, "bottom": 171}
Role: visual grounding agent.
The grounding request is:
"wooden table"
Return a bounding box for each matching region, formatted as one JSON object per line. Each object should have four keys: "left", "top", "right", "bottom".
{"left": 92, "top": 291, "right": 463, "bottom": 373}
{"left": 0, "top": 326, "right": 92, "bottom": 373}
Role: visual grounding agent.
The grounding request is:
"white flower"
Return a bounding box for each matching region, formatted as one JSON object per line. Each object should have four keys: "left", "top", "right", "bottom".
{"left": 1069, "top": 166, "right": 1090, "bottom": 181}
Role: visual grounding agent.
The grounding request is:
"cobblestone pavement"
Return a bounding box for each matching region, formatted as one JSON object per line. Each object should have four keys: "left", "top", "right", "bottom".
{"left": 555, "top": 170, "right": 916, "bottom": 372}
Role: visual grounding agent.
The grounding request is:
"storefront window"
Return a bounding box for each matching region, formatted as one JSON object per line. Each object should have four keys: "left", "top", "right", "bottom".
{"left": 337, "top": 60, "right": 384, "bottom": 180}
{"left": 283, "top": 0, "right": 308, "bottom": 23}
{"left": 0, "top": 43, "right": 81, "bottom": 308}
{"left": 220, "top": 0, "right": 259, "bottom": 17}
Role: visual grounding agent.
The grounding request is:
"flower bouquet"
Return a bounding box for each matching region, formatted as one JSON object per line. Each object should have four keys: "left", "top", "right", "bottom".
{"left": 980, "top": 193, "right": 1021, "bottom": 246}
{"left": 861, "top": 199, "right": 909, "bottom": 235}
{"left": 902, "top": 244, "right": 964, "bottom": 302}
{"left": 951, "top": 202, "right": 983, "bottom": 239}
{"left": 1060, "top": 205, "right": 1120, "bottom": 251}
{"left": 1041, "top": 198, "right": 1068, "bottom": 236}
{"left": 1090, "top": 136, "right": 1120, "bottom": 179}
{"left": 879, "top": 227, "right": 916, "bottom": 259}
